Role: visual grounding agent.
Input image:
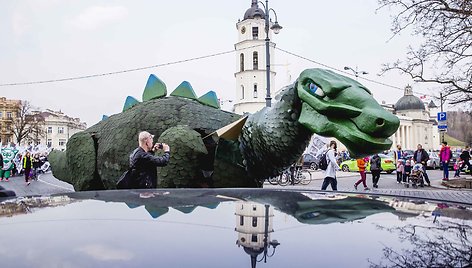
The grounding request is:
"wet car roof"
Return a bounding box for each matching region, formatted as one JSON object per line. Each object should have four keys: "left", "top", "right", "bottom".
{"left": 1, "top": 188, "right": 471, "bottom": 267}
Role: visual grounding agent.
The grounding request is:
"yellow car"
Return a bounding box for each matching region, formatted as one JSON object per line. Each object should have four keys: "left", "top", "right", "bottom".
{"left": 340, "top": 154, "right": 395, "bottom": 174}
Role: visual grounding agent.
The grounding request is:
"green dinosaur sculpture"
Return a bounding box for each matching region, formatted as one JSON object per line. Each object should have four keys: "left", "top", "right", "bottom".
{"left": 49, "top": 68, "right": 399, "bottom": 190}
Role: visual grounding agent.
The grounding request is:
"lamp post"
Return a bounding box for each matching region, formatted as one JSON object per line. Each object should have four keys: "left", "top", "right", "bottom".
{"left": 257, "top": 204, "right": 280, "bottom": 263}
{"left": 343, "top": 66, "right": 368, "bottom": 80}
{"left": 260, "top": 0, "right": 282, "bottom": 107}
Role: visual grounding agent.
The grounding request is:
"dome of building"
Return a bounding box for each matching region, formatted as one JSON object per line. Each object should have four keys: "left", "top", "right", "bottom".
{"left": 243, "top": 0, "right": 265, "bottom": 20}
{"left": 395, "top": 95, "right": 425, "bottom": 111}
{"left": 394, "top": 85, "right": 425, "bottom": 111}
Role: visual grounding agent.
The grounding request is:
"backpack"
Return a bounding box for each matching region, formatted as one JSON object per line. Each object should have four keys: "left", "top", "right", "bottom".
{"left": 319, "top": 150, "right": 330, "bottom": 171}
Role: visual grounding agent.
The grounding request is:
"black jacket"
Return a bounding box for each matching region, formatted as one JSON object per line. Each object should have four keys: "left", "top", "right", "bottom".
{"left": 129, "top": 147, "right": 170, "bottom": 188}
{"left": 413, "top": 149, "right": 429, "bottom": 164}
{"left": 460, "top": 150, "right": 470, "bottom": 161}
{"left": 0, "top": 154, "right": 3, "bottom": 168}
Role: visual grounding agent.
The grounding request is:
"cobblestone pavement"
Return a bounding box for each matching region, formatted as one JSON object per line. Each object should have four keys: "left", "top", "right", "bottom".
{"left": 1, "top": 169, "right": 471, "bottom": 205}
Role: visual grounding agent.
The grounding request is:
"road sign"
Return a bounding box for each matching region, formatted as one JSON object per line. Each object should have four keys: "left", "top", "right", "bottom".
{"left": 437, "top": 112, "right": 447, "bottom": 121}
{"left": 438, "top": 124, "right": 448, "bottom": 129}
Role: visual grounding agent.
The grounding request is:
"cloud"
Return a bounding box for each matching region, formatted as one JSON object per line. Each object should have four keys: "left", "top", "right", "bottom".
{"left": 76, "top": 244, "right": 135, "bottom": 261}
{"left": 12, "top": 12, "right": 31, "bottom": 37}
{"left": 70, "top": 6, "right": 128, "bottom": 30}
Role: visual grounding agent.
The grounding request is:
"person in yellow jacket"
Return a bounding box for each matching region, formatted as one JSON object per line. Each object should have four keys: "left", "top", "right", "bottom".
{"left": 23, "top": 151, "right": 33, "bottom": 185}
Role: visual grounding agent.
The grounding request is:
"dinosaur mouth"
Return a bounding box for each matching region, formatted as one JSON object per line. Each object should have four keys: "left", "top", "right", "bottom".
{"left": 298, "top": 103, "right": 391, "bottom": 157}
{"left": 340, "top": 119, "right": 392, "bottom": 152}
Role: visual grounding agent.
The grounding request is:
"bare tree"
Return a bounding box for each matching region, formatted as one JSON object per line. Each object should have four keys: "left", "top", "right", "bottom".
{"left": 378, "top": 0, "right": 472, "bottom": 105}
{"left": 371, "top": 221, "right": 472, "bottom": 267}
{"left": 11, "top": 101, "right": 45, "bottom": 145}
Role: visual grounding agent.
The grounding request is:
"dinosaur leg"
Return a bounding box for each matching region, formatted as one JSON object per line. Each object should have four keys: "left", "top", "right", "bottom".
{"left": 157, "top": 125, "right": 208, "bottom": 188}
{"left": 50, "top": 132, "right": 101, "bottom": 191}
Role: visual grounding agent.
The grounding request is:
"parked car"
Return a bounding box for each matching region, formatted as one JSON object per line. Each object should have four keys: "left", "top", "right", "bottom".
{"left": 426, "top": 152, "right": 440, "bottom": 169}
{"left": 339, "top": 154, "right": 395, "bottom": 173}
{"left": 302, "top": 153, "right": 318, "bottom": 170}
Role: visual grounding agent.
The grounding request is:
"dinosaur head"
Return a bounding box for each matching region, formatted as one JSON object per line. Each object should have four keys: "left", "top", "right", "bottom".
{"left": 296, "top": 68, "right": 399, "bottom": 157}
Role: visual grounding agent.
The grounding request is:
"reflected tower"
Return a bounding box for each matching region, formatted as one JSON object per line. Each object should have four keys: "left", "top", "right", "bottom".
{"left": 235, "top": 201, "right": 279, "bottom": 267}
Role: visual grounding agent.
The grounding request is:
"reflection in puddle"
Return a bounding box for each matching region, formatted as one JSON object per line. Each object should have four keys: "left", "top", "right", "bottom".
{"left": 235, "top": 202, "right": 280, "bottom": 267}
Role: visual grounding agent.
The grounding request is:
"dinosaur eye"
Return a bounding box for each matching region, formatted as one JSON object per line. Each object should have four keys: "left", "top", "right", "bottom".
{"left": 307, "top": 82, "right": 325, "bottom": 97}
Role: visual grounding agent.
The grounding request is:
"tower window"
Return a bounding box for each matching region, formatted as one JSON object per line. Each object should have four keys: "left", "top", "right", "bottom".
{"left": 252, "top": 235, "right": 258, "bottom": 242}
{"left": 253, "top": 51, "right": 258, "bottom": 70}
{"left": 240, "top": 216, "right": 244, "bottom": 226}
{"left": 252, "top": 217, "right": 257, "bottom": 227}
{"left": 253, "top": 84, "right": 258, "bottom": 98}
{"left": 241, "top": 85, "right": 245, "bottom": 100}
{"left": 252, "top": 27, "right": 258, "bottom": 39}
{"left": 240, "top": 53, "right": 245, "bottom": 72}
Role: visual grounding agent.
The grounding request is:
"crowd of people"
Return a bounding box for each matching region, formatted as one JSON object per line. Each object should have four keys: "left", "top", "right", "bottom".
{"left": 0, "top": 143, "right": 51, "bottom": 185}
{"left": 320, "top": 140, "right": 471, "bottom": 192}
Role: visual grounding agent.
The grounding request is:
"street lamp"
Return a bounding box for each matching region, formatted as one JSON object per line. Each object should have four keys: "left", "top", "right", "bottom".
{"left": 259, "top": 0, "right": 282, "bottom": 107}
{"left": 343, "top": 66, "right": 368, "bottom": 80}
{"left": 257, "top": 204, "right": 280, "bottom": 263}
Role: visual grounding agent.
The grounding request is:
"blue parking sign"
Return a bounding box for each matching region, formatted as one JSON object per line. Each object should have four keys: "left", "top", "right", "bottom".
{"left": 437, "top": 112, "right": 447, "bottom": 121}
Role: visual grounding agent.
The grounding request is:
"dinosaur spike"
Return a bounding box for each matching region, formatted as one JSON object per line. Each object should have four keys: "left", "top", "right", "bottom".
{"left": 143, "top": 74, "right": 167, "bottom": 101}
{"left": 197, "top": 90, "right": 220, "bottom": 109}
{"left": 170, "top": 81, "right": 197, "bottom": 100}
{"left": 173, "top": 206, "right": 197, "bottom": 214}
{"left": 123, "top": 96, "right": 140, "bottom": 112}
{"left": 101, "top": 115, "right": 109, "bottom": 121}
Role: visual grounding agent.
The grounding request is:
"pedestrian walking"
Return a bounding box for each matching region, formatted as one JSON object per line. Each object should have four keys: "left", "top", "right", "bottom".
{"left": 370, "top": 154, "right": 381, "bottom": 188}
{"left": 413, "top": 144, "right": 431, "bottom": 187}
{"left": 396, "top": 159, "right": 404, "bottom": 184}
{"left": 454, "top": 158, "right": 463, "bottom": 178}
{"left": 321, "top": 140, "right": 341, "bottom": 191}
{"left": 459, "top": 146, "right": 471, "bottom": 175}
{"left": 439, "top": 141, "right": 452, "bottom": 181}
{"left": 354, "top": 157, "right": 369, "bottom": 190}
{"left": 23, "top": 151, "right": 33, "bottom": 185}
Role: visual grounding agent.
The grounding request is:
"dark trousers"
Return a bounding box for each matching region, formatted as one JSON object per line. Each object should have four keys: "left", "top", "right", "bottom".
{"left": 402, "top": 172, "right": 409, "bottom": 182}
{"left": 321, "top": 176, "right": 337, "bottom": 191}
{"left": 24, "top": 167, "right": 31, "bottom": 182}
{"left": 460, "top": 160, "right": 472, "bottom": 173}
{"left": 371, "top": 170, "right": 380, "bottom": 186}
{"left": 442, "top": 161, "right": 449, "bottom": 179}
{"left": 396, "top": 171, "right": 403, "bottom": 183}
{"left": 422, "top": 166, "right": 430, "bottom": 184}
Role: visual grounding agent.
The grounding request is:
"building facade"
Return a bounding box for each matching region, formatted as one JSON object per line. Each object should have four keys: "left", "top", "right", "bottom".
{"left": 32, "top": 109, "right": 86, "bottom": 150}
{"left": 233, "top": 0, "right": 278, "bottom": 114}
{"left": 0, "top": 97, "right": 21, "bottom": 144}
{"left": 385, "top": 85, "right": 440, "bottom": 151}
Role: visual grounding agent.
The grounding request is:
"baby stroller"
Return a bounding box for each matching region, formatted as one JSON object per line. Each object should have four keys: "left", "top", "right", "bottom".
{"left": 407, "top": 163, "right": 424, "bottom": 188}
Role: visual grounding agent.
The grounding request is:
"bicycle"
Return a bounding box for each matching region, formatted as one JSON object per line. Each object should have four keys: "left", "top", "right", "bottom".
{"left": 278, "top": 165, "right": 312, "bottom": 186}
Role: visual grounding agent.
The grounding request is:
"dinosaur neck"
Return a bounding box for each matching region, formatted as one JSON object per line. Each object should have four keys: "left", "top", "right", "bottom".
{"left": 239, "top": 82, "right": 312, "bottom": 180}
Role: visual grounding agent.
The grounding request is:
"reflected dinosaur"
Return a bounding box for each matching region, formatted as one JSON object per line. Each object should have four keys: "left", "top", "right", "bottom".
{"left": 49, "top": 68, "right": 399, "bottom": 190}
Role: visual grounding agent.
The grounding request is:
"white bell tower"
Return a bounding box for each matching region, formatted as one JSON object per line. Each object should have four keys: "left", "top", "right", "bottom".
{"left": 234, "top": 0, "right": 277, "bottom": 114}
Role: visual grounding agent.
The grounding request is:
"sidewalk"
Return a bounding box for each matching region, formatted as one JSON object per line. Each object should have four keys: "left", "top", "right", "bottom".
{"left": 265, "top": 170, "right": 472, "bottom": 205}
{"left": 1, "top": 171, "right": 472, "bottom": 205}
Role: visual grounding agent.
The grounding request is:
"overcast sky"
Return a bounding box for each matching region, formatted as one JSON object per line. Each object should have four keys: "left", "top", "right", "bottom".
{"left": 0, "top": 0, "right": 438, "bottom": 127}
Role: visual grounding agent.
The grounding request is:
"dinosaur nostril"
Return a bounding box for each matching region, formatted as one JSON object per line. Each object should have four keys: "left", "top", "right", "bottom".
{"left": 376, "top": 118, "right": 385, "bottom": 127}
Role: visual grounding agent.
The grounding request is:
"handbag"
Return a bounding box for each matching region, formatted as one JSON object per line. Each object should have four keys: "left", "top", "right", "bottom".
{"left": 116, "top": 168, "right": 136, "bottom": 189}
{"left": 117, "top": 150, "right": 140, "bottom": 189}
